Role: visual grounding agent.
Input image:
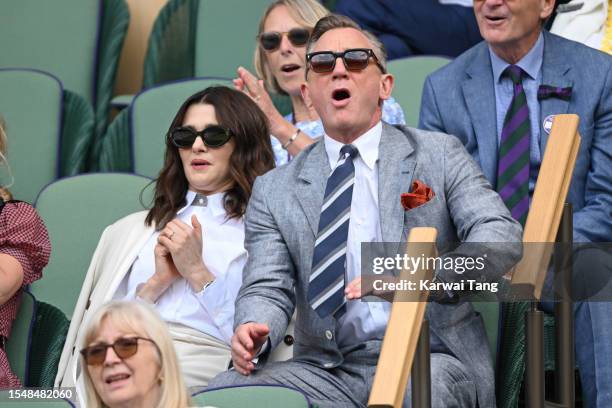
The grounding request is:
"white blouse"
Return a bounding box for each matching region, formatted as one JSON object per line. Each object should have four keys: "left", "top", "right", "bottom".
{"left": 115, "top": 190, "right": 246, "bottom": 344}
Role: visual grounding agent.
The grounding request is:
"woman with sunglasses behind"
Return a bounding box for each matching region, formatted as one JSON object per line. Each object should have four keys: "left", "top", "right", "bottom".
{"left": 80, "top": 301, "right": 189, "bottom": 408}
{"left": 0, "top": 119, "right": 51, "bottom": 388}
{"left": 55, "top": 87, "right": 275, "bottom": 393}
{"left": 235, "top": 0, "right": 405, "bottom": 166}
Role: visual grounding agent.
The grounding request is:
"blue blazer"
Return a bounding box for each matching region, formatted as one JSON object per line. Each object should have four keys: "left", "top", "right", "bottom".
{"left": 419, "top": 31, "right": 612, "bottom": 242}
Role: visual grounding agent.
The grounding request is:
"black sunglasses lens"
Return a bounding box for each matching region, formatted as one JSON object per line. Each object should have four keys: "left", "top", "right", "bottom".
{"left": 171, "top": 128, "right": 197, "bottom": 148}
{"left": 288, "top": 28, "right": 309, "bottom": 46}
{"left": 114, "top": 338, "right": 139, "bottom": 359}
{"left": 260, "top": 32, "right": 281, "bottom": 50}
{"left": 310, "top": 53, "right": 336, "bottom": 73}
{"left": 203, "top": 126, "right": 231, "bottom": 147}
{"left": 344, "top": 50, "right": 370, "bottom": 70}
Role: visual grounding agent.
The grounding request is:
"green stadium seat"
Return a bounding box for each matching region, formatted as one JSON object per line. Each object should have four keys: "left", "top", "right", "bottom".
{"left": 31, "top": 173, "right": 154, "bottom": 318}
{"left": 387, "top": 56, "right": 451, "bottom": 127}
{"left": 99, "top": 78, "right": 232, "bottom": 177}
{"left": 0, "top": 0, "right": 129, "bottom": 160}
{"left": 191, "top": 385, "right": 311, "bottom": 408}
{"left": 6, "top": 291, "right": 36, "bottom": 385}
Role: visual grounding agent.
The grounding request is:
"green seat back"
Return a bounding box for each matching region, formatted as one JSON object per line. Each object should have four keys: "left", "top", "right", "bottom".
{"left": 130, "top": 78, "right": 232, "bottom": 178}
{"left": 0, "top": 0, "right": 100, "bottom": 104}
{"left": 192, "top": 385, "right": 310, "bottom": 408}
{"left": 0, "top": 69, "right": 62, "bottom": 204}
{"left": 0, "top": 392, "right": 74, "bottom": 407}
{"left": 6, "top": 291, "right": 36, "bottom": 385}
{"left": 194, "top": 0, "right": 274, "bottom": 77}
{"left": 387, "top": 56, "right": 451, "bottom": 127}
{"left": 472, "top": 301, "right": 499, "bottom": 362}
{"left": 31, "top": 174, "right": 154, "bottom": 318}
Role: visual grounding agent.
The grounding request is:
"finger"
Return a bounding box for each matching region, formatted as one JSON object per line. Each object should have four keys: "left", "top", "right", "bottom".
{"left": 238, "top": 67, "right": 260, "bottom": 95}
{"left": 236, "top": 328, "right": 255, "bottom": 354}
{"left": 233, "top": 78, "right": 245, "bottom": 91}
{"left": 251, "top": 323, "right": 270, "bottom": 339}
{"left": 191, "top": 214, "right": 202, "bottom": 237}
{"left": 169, "top": 219, "right": 191, "bottom": 234}
{"left": 158, "top": 235, "right": 178, "bottom": 252}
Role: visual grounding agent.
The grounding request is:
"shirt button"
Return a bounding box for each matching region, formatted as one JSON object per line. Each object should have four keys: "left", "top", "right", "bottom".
{"left": 325, "top": 330, "right": 333, "bottom": 340}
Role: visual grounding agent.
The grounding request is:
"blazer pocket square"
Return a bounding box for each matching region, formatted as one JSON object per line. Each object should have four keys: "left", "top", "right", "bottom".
{"left": 401, "top": 180, "right": 435, "bottom": 211}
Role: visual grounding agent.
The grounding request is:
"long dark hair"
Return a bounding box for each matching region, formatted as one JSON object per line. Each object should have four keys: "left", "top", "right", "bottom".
{"left": 145, "top": 86, "right": 275, "bottom": 229}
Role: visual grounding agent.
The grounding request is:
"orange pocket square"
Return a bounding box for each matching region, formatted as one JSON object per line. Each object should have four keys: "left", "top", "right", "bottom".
{"left": 401, "top": 180, "right": 435, "bottom": 211}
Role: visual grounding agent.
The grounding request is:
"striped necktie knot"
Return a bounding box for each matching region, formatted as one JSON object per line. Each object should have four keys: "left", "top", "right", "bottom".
{"left": 340, "top": 144, "right": 358, "bottom": 160}
{"left": 505, "top": 65, "right": 524, "bottom": 85}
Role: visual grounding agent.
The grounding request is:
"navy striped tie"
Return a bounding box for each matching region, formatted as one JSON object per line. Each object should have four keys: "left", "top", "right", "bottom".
{"left": 308, "top": 144, "right": 358, "bottom": 318}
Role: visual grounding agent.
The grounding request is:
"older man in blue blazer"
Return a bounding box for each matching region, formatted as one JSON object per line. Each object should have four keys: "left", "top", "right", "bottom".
{"left": 419, "top": 0, "right": 612, "bottom": 406}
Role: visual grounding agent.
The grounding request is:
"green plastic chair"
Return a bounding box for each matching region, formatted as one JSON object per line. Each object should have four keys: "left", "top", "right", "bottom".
{"left": 143, "top": 0, "right": 273, "bottom": 86}
{"left": 99, "top": 78, "right": 233, "bottom": 177}
{"left": 30, "top": 173, "right": 154, "bottom": 318}
{"left": 6, "top": 291, "right": 36, "bottom": 385}
{"left": 191, "top": 385, "right": 311, "bottom": 408}
{"left": 0, "top": 0, "right": 129, "bottom": 154}
{"left": 0, "top": 68, "right": 95, "bottom": 202}
{"left": 387, "top": 56, "right": 451, "bottom": 127}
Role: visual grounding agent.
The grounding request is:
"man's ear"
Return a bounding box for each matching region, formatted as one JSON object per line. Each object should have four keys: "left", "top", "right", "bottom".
{"left": 379, "top": 73, "right": 394, "bottom": 101}
{"left": 301, "top": 83, "right": 313, "bottom": 109}
{"left": 540, "top": 0, "right": 555, "bottom": 20}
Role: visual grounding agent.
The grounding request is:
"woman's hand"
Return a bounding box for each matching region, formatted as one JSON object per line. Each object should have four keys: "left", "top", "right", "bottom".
{"left": 158, "top": 215, "right": 215, "bottom": 291}
{"left": 136, "top": 243, "right": 180, "bottom": 303}
{"left": 234, "top": 66, "right": 291, "bottom": 136}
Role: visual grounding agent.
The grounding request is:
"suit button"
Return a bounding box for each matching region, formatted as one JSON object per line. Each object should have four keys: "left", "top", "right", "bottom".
{"left": 283, "top": 335, "right": 294, "bottom": 345}
{"left": 325, "top": 330, "right": 333, "bottom": 340}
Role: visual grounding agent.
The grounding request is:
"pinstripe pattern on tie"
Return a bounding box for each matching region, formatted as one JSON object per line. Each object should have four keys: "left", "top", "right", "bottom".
{"left": 308, "top": 144, "right": 358, "bottom": 318}
{"left": 497, "top": 65, "right": 530, "bottom": 226}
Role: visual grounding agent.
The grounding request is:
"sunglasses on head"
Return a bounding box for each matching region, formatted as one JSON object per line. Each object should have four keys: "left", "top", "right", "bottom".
{"left": 258, "top": 27, "right": 310, "bottom": 51}
{"left": 306, "top": 48, "right": 386, "bottom": 74}
{"left": 169, "top": 125, "right": 233, "bottom": 149}
{"left": 80, "top": 337, "right": 157, "bottom": 366}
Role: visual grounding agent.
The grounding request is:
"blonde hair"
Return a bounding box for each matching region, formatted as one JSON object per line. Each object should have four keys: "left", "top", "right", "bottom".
{"left": 0, "top": 117, "right": 13, "bottom": 201}
{"left": 80, "top": 301, "right": 190, "bottom": 408}
{"left": 254, "top": 0, "right": 329, "bottom": 95}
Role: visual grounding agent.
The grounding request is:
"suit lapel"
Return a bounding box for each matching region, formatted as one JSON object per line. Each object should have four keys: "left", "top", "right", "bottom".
{"left": 296, "top": 140, "right": 331, "bottom": 235}
{"left": 539, "top": 32, "right": 573, "bottom": 152}
{"left": 379, "top": 124, "right": 416, "bottom": 245}
{"left": 462, "top": 44, "right": 499, "bottom": 187}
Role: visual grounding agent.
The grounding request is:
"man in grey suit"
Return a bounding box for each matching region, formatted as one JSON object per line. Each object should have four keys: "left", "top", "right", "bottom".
{"left": 209, "top": 14, "right": 522, "bottom": 408}
{"left": 419, "top": 0, "right": 612, "bottom": 406}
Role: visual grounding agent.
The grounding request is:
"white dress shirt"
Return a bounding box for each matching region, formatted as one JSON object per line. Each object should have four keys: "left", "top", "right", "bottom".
{"left": 114, "top": 190, "right": 246, "bottom": 344}
{"left": 323, "top": 122, "right": 391, "bottom": 346}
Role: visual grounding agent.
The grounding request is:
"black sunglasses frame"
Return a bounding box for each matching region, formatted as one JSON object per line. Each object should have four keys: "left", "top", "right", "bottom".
{"left": 257, "top": 28, "right": 311, "bottom": 51}
{"left": 80, "top": 336, "right": 157, "bottom": 366}
{"left": 169, "top": 125, "right": 233, "bottom": 149}
{"left": 306, "top": 48, "right": 386, "bottom": 75}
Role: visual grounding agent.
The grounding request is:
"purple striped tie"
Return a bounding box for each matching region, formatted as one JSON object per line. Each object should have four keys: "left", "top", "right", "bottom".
{"left": 497, "top": 65, "right": 530, "bottom": 225}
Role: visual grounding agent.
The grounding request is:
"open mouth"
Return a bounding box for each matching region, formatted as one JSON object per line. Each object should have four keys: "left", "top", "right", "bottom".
{"left": 332, "top": 88, "right": 351, "bottom": 101}
{"left": 105, "top": 373, "right": 130, "bottom": 384}
{"left": 192, "top": 159, "right": 211, "bottom": 167}
{"left": 485, "top": 15, "right": 505, "bottom": 22}
{"left": 281, "top": 64, "right": 300, "bottom": 73}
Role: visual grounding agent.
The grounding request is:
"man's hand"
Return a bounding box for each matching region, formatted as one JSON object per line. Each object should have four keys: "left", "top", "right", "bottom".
{"left": 231, "top": 322, "right": 270, "bottom": 376}
{"left": 345, "top": 276, "right": 398, "bottom": 302}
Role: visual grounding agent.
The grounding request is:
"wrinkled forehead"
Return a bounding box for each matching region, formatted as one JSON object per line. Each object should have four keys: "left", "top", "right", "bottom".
{"left": 311, "top": 27, "right": 373, "bottom": 53}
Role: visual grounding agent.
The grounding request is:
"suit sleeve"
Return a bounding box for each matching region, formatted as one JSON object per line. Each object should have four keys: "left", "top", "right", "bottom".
{"left": 437, "top": 135, "right": 523, "bottom": 284}
{"left": 419, "top": 76, "right": 446, "bottom": 132}
{"left": 573, "top": 61, "right": 612, "bottom": 242}
{"left": 233, "top": 175, "right": 296, "bottom": 351}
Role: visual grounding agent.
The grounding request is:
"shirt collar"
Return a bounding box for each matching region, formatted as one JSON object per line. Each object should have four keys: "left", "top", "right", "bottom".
{"left": 177, "top": 190, "right": 227, "bottom": 217}
{"left": 489, "top": 32, "right": 544, "bottom": 83}
{"left": 323, "top": 121, "right": 382, "bottom": 170}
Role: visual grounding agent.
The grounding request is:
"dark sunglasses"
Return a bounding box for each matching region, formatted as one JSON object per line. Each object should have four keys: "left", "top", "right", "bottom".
{"left": 169, "top": 125, "right": 233, "bottom": 149}
{"left": 258, "top": 27, "right": 310, "bottom": 51}
{"left": 80, "top": 337, "right": 157, "bottom": 366}
{"left": 306, "top": 48, "right": 386, "bottom": 74}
